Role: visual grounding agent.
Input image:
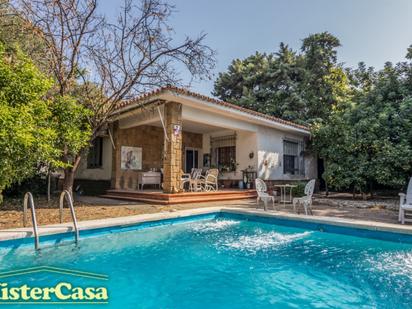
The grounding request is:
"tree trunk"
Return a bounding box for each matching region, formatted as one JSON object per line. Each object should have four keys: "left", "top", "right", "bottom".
{"left": 63, "top": 168, "right": 75, "bottom": 196}
{"left": 62, "top": 155, "right": 82, "bottom": 198}
{"left": 369, "top": 182, "right": 374, "bottom": 199}
{"left": 47, "top": 171, "right": 51, "bottom": 202}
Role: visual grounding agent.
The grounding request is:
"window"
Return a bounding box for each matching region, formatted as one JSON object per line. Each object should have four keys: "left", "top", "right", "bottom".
{"left": 283, "top": 139, "right": 304, "bottom": 175}
{"left": 218, "top": 146, "right": 236, "bottom": 171}
{"left": 210, "top": 134, "right": 237, "bottom": 172}
{"left": 87, "top": 137, "right": 103, "bottom": 168}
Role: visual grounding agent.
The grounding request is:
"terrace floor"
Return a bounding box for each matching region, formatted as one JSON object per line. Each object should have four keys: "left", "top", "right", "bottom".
{"left": 0, "top": 195, "right": 402, "bottom": 230}
{"left": 102, "top": 188, "right": 257, "bottom": 204}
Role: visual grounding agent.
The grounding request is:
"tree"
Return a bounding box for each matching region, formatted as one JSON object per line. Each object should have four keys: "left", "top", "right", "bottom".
{"left": 300, "top": 32, "right": 349, "bottom": 122}
{"left": 312, "top": 52, "right": 412, "bottom": 195}
{"left": 214, "top": 31, "right": 412, "bottom": 194}
{"left": 0, "top": 1, "right": 49, "bottom": 70}
{"left": 0, "top": 43, "right": 58, "bottom": 203}
{"left": 212, "top": 52, "right": 272, "bottom": 108}
{"left": 213, "top": 32, "right": 348, "bottom": 124}
{"left": 8, "top": 0, "right": 216, "bottom": 194}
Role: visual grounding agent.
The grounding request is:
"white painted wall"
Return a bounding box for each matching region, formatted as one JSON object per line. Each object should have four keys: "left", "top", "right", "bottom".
{"left": 256, "top": 126, "right": 317, "bottom": 180}
{"left": 201, "top": 130, "right": 258, "bottom": 180}
{"left": 200, "top": 126, "right": 317, "bottom": 181}
{"left": 182, "top": 105, "right": 258, "bottom": 132}
{"left": 75, "top": 137, "right": 113, "bottom": 180}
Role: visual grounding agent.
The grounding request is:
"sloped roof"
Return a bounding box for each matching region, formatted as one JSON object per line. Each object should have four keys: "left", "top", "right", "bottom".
{"left": 114, "top": 86, "right": 309, "bottom": 132}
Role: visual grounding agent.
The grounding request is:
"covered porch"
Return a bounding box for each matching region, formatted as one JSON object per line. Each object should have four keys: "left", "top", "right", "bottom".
{"left": 109, "top": 96, "right": 259, "bottom": 199}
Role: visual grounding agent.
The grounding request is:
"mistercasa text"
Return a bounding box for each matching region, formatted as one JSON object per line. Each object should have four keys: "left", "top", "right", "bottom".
{"left": 0, "top": 282, "right": 108, "bottom": 303}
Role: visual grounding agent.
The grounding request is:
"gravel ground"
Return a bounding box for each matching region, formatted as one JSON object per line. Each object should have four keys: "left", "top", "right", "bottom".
{"left": 0, "top": 195, "right": 402, "bottom": 230}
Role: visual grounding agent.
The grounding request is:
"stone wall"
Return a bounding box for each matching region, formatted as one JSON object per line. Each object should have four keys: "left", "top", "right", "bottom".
{"left": 111, "top": 124, "right": 164, "bottom": 190}
{"left": 111, "top": 119, "right": 202, "bottom": 191}
{"left": 182, "top": 131, "right": 202, "bottom": 149}
{"left": 162, "top": 102, "right": 183, "bottom": 193}
{"left": 182, "top": 131, "right": 203, "bottom": 166}
{"left": 313, "top": 197, "right": 399, "bottom": 211}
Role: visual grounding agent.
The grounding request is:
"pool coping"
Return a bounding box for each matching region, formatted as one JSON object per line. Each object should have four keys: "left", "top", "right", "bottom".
{"left": 1, "top": 207, "right": 411, "bottom": 243}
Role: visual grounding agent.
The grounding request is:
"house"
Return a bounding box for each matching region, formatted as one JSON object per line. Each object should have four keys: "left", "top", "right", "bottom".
{"left": 75, "top": 86, "right": 317, "bottom": 197}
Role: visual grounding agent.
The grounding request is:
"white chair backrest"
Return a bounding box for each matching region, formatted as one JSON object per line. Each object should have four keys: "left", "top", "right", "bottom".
{"left": 189, "top": 168, "right": 200, "bottom": 179}
{"left": 304, "top": 179, "right": 316, "bottom": 197}
{"left": 193, "top": 168, "right": 202, "bottom": 179}
{"left": 406, "top": 177, "right": 412, "bottom": 204}
{"left": 255, "top": 178, "right": 267, "bottom": 194}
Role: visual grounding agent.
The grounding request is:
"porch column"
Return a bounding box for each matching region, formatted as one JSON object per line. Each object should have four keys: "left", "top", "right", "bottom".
{"left": 163, "top": 102, "right": 183, "bottom": 193}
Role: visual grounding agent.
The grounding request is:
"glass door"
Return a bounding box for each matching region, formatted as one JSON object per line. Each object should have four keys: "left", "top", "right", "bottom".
{"left": 185, "top": 148, "right": 199, "bottom": 173}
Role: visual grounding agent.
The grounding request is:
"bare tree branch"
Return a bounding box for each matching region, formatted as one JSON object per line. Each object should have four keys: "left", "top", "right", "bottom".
{"left": 86, "top": 0, "right": 215, "bottom": 131}
{"left": 7, "top": 0, "right": 216, "bottom": 191}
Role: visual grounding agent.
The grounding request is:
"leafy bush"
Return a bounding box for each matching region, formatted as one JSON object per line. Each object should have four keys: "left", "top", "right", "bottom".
{"left": 292, "top": 181, "right": 307, "bottom": 197}
{"left": 0, "top": 43, "right": 59, "bottom": 204}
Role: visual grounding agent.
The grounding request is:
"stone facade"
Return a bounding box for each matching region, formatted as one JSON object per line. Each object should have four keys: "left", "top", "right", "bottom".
{"left": 110, "top": 111, "right": 202, "bottom": 191}
{"left": 162, "top": 102, "right": 183, "bottom": 193}
{"left": 182, "top": 131, "right": 203, "bottom": 168}
{"left": 182, "top": 131, "right": 203, "bottom": 150}
{"left": 111, "top": 123, "right": 164, "bottom": 190}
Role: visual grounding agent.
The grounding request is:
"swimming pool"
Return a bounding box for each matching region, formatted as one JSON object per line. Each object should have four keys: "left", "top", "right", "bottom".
{"left": 1, "top": 211, "right": 412, "bottom": 308}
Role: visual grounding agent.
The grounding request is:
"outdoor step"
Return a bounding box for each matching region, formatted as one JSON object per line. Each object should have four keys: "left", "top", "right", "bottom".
{"left": 106, "top": 192, "right": 256, "bottom": 200}
{"left": 101, "top": 192, "right": 256, "bottom": 205}
{"left": 104, "top": 190, "right": 257, "bottom": 202}
{"left": 105, "top": 189, "right": 257, "bottom": 198}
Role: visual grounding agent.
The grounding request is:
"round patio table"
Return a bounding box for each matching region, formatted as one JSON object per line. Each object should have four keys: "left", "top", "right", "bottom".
{"left": 273, "top": 184, "right": 297, "bottom": 206}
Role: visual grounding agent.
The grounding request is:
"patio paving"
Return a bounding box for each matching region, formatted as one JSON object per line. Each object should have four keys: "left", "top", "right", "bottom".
{"left": 0, "top": 195, "right": 402, "bottom": 230}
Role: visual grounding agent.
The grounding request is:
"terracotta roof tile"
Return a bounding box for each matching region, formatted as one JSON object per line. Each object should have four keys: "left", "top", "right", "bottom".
{"left": 113, "top": 86, "right": 309, "bottom": 131}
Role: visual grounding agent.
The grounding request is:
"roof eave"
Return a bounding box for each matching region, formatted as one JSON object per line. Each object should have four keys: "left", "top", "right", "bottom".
{"left": 111, "top": 87, "right": 310, "bottom": 135}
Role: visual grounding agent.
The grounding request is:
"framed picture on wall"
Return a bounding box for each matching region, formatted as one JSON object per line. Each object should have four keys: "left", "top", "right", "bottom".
{"left": 121, "top": 146, "right": 142, "bottom": 170}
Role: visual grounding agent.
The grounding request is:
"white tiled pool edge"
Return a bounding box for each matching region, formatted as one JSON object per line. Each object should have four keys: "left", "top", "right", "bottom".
{"left": 1, "top": 207, "right": 412, "bottom": 242}
{"left": 0, "top": 207, "right": 222, "bottom": 242}
{"left": 222, "top": 208, "right": 412, "bottom": 235}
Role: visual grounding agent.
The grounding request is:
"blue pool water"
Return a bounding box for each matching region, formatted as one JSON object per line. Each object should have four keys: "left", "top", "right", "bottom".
{"left": 1, "top": 212, "right": 412, "bottom": 308}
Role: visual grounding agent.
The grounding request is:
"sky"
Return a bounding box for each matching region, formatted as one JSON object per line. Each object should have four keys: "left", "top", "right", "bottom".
{"left": 99, "top": 0, "right": 412, "bottom": 96}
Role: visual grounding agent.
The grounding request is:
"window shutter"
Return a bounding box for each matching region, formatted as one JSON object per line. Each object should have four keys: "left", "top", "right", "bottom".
{"left": 283, "top": 139, "right": 305, "bottom": 175}
{"left": 298, "top": 141, "right": 305, "bottom": 176}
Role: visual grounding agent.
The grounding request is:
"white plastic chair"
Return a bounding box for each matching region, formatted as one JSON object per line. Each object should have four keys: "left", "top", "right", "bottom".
{"left": 399, "top": 177, "right": 412, "bottom": 224}
{"left": 189, "top": 168, "right": 203, "bottom": 192}
{"left": 181, "top": 168, "right": 194, "bottom": 191}
{"left": 292, "top": 179, "right": 316, "bottom": 215}
{"left": 255, "top": 178, "right": 275, "bottom": 211}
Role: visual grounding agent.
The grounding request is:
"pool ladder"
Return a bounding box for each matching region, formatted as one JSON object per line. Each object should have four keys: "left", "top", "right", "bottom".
{"left": 23, "top": 192, "right": 40, "bottom": 250}
{"left": 23, "top": 190, "right": 79, "bottom": 250}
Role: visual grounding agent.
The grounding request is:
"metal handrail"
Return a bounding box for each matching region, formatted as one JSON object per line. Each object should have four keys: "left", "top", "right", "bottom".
{"left": 23, "top": 192, "right": 40, "bottom": 250}
{"left": 59, "top": 190, "right": 79, "bottom": 244}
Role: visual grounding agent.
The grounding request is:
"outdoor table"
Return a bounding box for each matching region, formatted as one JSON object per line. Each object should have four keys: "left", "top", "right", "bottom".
{"left": 273, "top": 184, "right": 297, "bottom": 206}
